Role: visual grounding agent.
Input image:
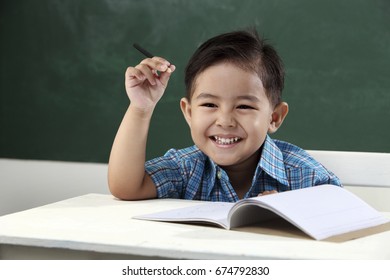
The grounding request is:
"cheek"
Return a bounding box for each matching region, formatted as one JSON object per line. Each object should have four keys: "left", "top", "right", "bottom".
{"left": 253, "top": 117, "right": 271, "bottom": 128}
{"left": 244, "top": 114, "right": 272, "bottom": 135}
{"left": 189, "top": 111, "right": 208, "bottom": 132}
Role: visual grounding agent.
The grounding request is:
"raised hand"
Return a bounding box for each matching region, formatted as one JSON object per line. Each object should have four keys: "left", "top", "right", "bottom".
{"left": 125, "top": 57, "right": 175, "bottom": 111}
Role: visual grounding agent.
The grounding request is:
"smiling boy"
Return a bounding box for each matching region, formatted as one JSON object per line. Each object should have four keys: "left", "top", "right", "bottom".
{"left": 108, "top": 29, "right": 341, "bottom": 202}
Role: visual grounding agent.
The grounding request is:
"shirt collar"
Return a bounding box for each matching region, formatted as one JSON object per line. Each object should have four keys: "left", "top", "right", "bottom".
{"left": 255, "top": 135, "right": 289, "bottom": 186}
{"left": 203, "top": 135, "right": 289, "bottom": 198}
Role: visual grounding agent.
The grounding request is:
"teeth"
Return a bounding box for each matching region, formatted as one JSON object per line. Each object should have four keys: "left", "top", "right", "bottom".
{"left": 213, "top": 136, "right": 240, "bottom": 145}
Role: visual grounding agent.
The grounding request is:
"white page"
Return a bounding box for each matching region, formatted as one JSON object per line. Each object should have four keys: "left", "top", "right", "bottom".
{"left": 134, "top": 202, "right": 234, "bottom": 228}
{"left": 247, "top": 185, "right": 389, "bottom": 240}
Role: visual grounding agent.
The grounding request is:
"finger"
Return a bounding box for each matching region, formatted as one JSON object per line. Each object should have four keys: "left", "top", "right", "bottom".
{"left": 152, "top": 56, "right": 171, "bottom": 66}
{"left": 158, "top": 64, "right": 176, "bottom": 87}
{"left": 258, "top": 190, "right": 277, "bottom": 196}
{"left": 125, "top": 66, "right": 146, "bottom": 80}
{"left": 125, "top": 67, "right": 146, "bottom": 87}
{"left": 135, "top": 63, "right": 157, "bottom": 85}
{"left": 140, "top": 57, "right": 171, "bottom": 73}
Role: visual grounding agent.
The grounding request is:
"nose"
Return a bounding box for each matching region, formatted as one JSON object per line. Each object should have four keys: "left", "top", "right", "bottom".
{"left": 215, "top": 111, "right": 236, "bottom": 128}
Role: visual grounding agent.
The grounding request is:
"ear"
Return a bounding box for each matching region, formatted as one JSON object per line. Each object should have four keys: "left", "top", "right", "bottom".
{"left": 180, "top": 97, "right": 192, "bottom": 128}
{"left": 268, "top": 102, "right": 289, "bottom": 134}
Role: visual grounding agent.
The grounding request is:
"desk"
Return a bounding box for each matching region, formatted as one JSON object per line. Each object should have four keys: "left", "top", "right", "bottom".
{"left": 0, "top": 194, "right": 389, "bottom": 259}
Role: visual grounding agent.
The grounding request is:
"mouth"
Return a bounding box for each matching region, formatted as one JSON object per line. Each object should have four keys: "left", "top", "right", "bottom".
{"left": 210, "top": 136, "right": 242, "bottom": 145}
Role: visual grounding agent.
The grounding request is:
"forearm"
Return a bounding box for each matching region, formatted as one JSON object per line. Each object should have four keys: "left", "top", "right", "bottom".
{"left": 109, "top": 56, "right": 174, "bottom": 199}
{"left": 108, "top": 105, "right": 154, "bottom": 199}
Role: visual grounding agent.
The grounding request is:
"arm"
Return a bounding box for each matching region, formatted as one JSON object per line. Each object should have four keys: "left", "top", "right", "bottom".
{"left": 258, "top": 190, "right": 278, "bottom": 196}
{"left": 108, "top": 57, "right": 175, "bottom": 200}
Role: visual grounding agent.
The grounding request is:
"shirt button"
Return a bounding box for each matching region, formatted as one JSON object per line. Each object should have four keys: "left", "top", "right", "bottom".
{"left": 217, "top": 170, "right": 222, "bottom": 180}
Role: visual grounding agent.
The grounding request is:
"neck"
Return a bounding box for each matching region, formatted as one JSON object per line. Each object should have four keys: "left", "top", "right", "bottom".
{"left": 221, "top": 150, "right": 261, "bottom": 199}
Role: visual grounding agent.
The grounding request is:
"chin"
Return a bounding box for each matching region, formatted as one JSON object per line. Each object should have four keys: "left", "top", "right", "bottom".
{"left": 209, "top": 156, "right": 241, "bottom": 167}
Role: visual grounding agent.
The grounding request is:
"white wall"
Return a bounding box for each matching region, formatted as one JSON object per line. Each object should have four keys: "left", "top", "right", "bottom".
{"left": 1, "top": 154, "right": 390, "bottom": 216}
{"left": 307, "top": 150, "right": 390, "bottom": 212}
{"left": 0, "top": 159, "right": 110, "bottom": 216}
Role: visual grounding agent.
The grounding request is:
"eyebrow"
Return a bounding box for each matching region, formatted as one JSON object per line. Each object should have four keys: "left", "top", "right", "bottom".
{"left": 195, "top": 93, "right": 217, "bottom": 100}
{"left": 196, "top": 92, "right": 261, "bottom": 103}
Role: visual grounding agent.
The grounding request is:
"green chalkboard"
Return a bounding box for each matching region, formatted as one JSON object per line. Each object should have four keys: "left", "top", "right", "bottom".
{"left": 1, "top": 0, "right": 389, "bottom": 163}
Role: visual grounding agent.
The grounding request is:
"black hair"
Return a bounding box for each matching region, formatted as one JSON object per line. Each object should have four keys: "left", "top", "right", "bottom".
{"left": 184, "top": 29, "right": 284, "bottom": 106}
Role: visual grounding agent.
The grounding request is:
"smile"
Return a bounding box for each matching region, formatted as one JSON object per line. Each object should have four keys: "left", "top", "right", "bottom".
{"left": 211, "top": 136, "right": 242, "bottom": 145}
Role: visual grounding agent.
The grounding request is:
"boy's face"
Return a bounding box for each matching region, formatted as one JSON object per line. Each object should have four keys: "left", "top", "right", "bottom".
{"left": 180, "top": 62, "right": 288, "bottom": 167}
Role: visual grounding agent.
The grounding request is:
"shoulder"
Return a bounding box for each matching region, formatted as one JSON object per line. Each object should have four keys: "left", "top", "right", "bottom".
{"left": 145, "top": 146, "right": 206, "bottom": 189}
{"left": 272, "top": 138, "right": 342, "bottom": 186}
{"left": 146, "top": 146, "right": 206, "bottom": 169}
{"left": 273, "top": 139, "right": 321, "bottom": 169}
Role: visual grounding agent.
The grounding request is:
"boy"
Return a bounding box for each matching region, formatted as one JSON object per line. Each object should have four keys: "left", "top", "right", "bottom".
{"left": 108, "top": 29, "right": 341, "bottom": 202}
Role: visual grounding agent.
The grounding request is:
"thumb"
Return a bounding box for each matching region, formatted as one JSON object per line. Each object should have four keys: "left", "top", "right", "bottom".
{"left": 158, "top": 64, "right": 176, "bottom": 88}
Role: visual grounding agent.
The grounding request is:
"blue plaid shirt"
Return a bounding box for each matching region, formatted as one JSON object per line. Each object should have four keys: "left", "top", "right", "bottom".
{"left": 145, "top": 135, "right": 342, "bottom": 202}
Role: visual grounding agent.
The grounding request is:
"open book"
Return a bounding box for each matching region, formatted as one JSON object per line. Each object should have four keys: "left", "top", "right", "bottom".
{"left": 134, "top": 185, "right": 390, "bottom": 240}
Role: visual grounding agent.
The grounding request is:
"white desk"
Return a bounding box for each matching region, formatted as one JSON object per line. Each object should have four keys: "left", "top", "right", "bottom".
{"left": 0, "top": 194, "right": 389, "bottom": 259}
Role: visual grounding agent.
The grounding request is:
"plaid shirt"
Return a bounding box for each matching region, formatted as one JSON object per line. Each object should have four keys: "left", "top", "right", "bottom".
{"left": 145, "top": 135, "right": 342, "bottom": 202}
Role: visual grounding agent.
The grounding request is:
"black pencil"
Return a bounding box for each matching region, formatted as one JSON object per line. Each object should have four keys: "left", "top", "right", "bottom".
{"left": 133, "top": 43, "right": 154, "bottom": 58}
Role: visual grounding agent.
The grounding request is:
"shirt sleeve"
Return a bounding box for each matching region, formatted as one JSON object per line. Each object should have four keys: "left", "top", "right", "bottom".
{"left": 313, "top": 168, "right": 343, "bottom": 187}
{"left": 279, "top": 141, "right": 343, "bottom": 189}
{"left": 145, "top": 149, "right": 185, "bottom": 198}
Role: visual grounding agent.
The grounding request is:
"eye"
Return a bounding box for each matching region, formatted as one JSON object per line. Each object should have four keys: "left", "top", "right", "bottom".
{"left": 237, "top": 104, "right": 255, "bottom": 110}
{"left": 201, "top": 103, "right": 217, "bottom": 108}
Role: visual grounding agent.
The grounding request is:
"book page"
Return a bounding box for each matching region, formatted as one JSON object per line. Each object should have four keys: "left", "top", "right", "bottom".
{"left": 134, "top": 202, "right": 234, "bottom": 229}
{"left": 236, "top": 185, "right": 390, "bottom": 240}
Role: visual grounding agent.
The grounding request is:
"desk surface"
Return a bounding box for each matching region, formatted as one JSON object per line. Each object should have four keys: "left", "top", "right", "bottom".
{"left": 0, "top": 194, "right": 389, "bottom": 259}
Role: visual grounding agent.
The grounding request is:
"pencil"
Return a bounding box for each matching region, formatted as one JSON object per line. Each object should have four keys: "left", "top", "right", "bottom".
{"left": 133, "top": 43, "right": 154, "bottom": 58}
